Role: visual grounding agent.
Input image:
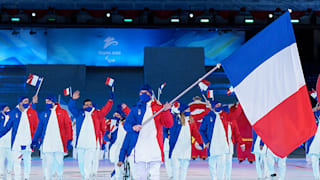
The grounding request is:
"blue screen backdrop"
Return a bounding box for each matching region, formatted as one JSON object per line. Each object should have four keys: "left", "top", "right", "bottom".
{"left": 0, "top": 28, "right": 244, "bottom": 66}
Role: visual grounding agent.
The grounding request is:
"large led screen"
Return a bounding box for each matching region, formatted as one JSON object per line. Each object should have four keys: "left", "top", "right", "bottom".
{"left": 0, "top": 28, "right": 244, "bottom": 66}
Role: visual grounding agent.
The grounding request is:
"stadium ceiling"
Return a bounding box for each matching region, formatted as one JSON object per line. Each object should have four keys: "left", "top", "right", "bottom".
{"left": 0, "top": 0, "right": 319, "bottom": 28}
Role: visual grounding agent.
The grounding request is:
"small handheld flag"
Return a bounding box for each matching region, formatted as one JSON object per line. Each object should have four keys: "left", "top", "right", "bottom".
{"left": 198, "top": 80, "right": 210, "bottom": 91}
{"left": 26, "top": 73, "right": 43, "bottom": 87}
{"left": 64, "top": 87, "right": 72, "bottom": 97}
{"left": 207, "top": 90, "right": 214, "bottom": 99}
{"left": 105, "top": 77, "right": 115, "bottom": 87}
{"left": 157, "top": 82, "right": 166, "bottom": 100}
{"left": 227, "top": 86, "right": 234, "bottom": 96}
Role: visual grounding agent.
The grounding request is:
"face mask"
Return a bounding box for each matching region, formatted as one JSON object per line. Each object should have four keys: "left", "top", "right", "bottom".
{"left": 22, "top": 103, "right": 29, "bottom": 109}
{"left": 139, "top": 93, "right": 151, "bottom": 103}
{"left": 45, "top": 103, "right": 53, "bottom": 110}
{"left": 184, "top": 112, "right": 191, "bottom": 116}
{"left": 4, "top": 111, "right": 9, "bottom": 115}
{"left": 85, "top": 107, "right": 93, "bottom": 112}
{"left": 214, "top": 107, "right": 222, "bottom": 112}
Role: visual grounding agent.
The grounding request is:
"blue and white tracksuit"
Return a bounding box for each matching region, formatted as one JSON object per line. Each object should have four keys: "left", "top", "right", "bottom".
{"left": 251, "top": 128, "right": 267, "bottom": 179}
{"left": 266, "top": 147, "right": 287, "bottom": 180}
{"left": 305, "top": 109, "right": 320, "bottom": 180}
{"left": 0, "top": 105, "right": 38, "bottom": 180}
{"left": 119, "top": 100, "right": 173, "bottom": 180}
{"left": 104, "top": 120, "right": 127, "bottom": 180}
{"left": 199, "top": 111, "right": 229, "bottom": 180}
{"left": 0, "top": 112, "right": 13, "bottom": 180}
{"left": 168, "top": 113, "right": 203, "bottom": 180}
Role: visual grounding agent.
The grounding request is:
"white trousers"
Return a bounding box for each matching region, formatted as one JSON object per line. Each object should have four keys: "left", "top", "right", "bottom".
{"left": 0, "top": 147, "right": 13, "bottom": 179}
{"left": 266, "top": 149, "right": 286, "bottom": 180}
{"left": 308, "top": 154, "right": 320, "bottom": 179}
{"left": 134, "top": 161, "right": 161, "bottom": 180}
{"left": 164, "top": 150, "right": 172, "bottom": 179}
{"left": 208, "top": 155, "right": 226, "bottom": 180}
{"left": 12, "top": 149, "right": 32, "bottom": 180}
{"left": 42, "top": 152, "right": 64, "bottom": 180}
{"left": 77, "top": 148, "right": 97, "bottom": 179}
{"left": 253, "top": 152, "right": 268, "bottom": 178}
{"left": 225, "top": 153, "right": 232, "bottom": 180}
{"left": 92, "top": 148, "right": 100, "bottom": 177}
{"left": 171, "top": 158, "right": 189, "bottom": 180}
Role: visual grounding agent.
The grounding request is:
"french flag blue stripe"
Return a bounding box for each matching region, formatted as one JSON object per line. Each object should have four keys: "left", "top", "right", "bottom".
{"left": 222, "top": 12, "right": 296, "bottom": 87}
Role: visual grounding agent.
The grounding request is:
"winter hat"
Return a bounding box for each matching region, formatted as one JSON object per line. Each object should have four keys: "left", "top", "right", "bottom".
{"left": 0, "top": 104, "right": 8, "bottom": 111}
{"left": 115, "top": 104, "right": 126, "bottom": 118}
{"left": 45, "top": 95, "right": 57, "bottom": 103}
{"left": 178, "top": 103, "right": 189, "bottom": 113}
{"left": 139, "top": 84, "right": 153, "bottom": 96}
{"left": 18, "top": 96, "right": 28, "bottom": 103}
{"left": 210, "top": 100, "right": 221, "bottom": 108}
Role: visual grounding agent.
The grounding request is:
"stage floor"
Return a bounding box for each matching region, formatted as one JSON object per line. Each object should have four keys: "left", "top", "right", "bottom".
{"left": 24, "top": 158, "right": 314, "bottom": 179}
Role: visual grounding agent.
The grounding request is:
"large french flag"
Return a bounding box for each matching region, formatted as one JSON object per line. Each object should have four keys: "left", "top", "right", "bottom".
{"left": 221, "top": 12, "right": 316, "bottom": 158}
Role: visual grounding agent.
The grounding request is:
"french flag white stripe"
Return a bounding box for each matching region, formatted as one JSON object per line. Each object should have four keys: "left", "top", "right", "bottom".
{"left": 235, "top": 43, "right": 305, "bottom": 125}
{"left": 30, "top": 75, "right": 39, "bottom": 86}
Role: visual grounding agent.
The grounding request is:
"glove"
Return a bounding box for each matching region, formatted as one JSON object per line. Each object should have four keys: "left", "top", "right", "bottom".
{"left": 109, "top": 91, "right": 115, "bottom": 100}
{"left": 101, "top": 144, "right": 106, "bottom": 150}
{"left": 67, "top": 140, "right": 73, "bottom": 150}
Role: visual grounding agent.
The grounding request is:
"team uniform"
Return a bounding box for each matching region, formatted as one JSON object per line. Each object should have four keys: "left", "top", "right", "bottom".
{"left": 32, "top": 101, "right": 73, "bottom": 180}
{"left": 121, "top": 97, "right": 173, "bottom": 180}
{"left": 168, "top": 106, "right": 203, "bottom": 180}
{"left": 223, "top": 113, "right": 244, "bottom": 180}
{"left": 68, "top": 98, "right": 113, "bottom": 179}
{"left": 251, "top": 128, "right": 267, "bottom": 179}
{"left": 0, "top": 100, "right": 38, "bottom": 180}
{"left": 104, "top": 105, "right": 130, "bottom": 180}
{"left": 229, "top": 103, "right": 255, "bottom": 163}
{"left": 188, "top": 97, "right": 209, "bottom": 159}
{"left": 199, "top": 106, "right": 229, "bottom": 180}
{"left": 305, "top": 109, "right": 320, "bottom": 180}
{"left": 0, "top": 107, "right": 13, "bottom": 180}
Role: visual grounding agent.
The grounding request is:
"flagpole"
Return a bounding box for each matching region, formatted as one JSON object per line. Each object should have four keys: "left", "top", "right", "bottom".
{"left": 157, "top": 88, "right": 160, "bottom": 101}
{"left": 35, "top": 77, "right": 44, "bottom": 96}
{"left": 202, "top": 94, "right": 208, "bottom": 102}
{"left": 58, "top": 94, "right": 61, "bottom": 104}
{"left": 142, "top": 63, "right": 221, "bottom": 126}
{"left": 70, "top": 86, "right": 73, "bottom": 97}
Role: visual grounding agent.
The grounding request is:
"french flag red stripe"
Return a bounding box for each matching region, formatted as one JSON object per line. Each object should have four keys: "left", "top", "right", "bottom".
{"left": 253, "top": 85, "right": 316, "bottom": 157}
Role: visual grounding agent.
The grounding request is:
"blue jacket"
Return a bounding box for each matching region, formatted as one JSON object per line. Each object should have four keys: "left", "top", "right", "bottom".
{"left": 118, "top": 100, "right": 173, "bottom": 162}
{"left": 0, "top": 106, "right": 38, "bottom": 148}
{"left": 199, "top": 110, "right": 217, "bottom": 157}
{"left": 305, "top": 110, "right": 320, "bottom": 154}
{"left": 68, "top": 98, "right": 113, "bottom": 147}
{"left": 168, "top": 113, "right": 203, "bottom": 158}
